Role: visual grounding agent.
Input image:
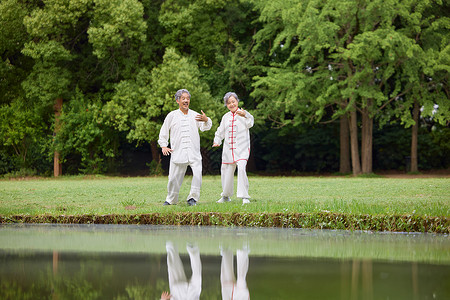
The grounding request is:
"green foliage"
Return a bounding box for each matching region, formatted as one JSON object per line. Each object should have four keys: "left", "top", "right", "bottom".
{"left": 0, "top": 99, "right": 46, "bottom": 168}
{"left": 22, "top": 62, "right": 72, "bottom": 107}
{"left": 147, "top": 160, "right": 163, "bottom": 176}
{"left": 88, "top": 0, "right": 147, "bottom": 59}
{"left": 0, "top": 0, "right": 33, "bottom": 106}
{"left": 250, "top": 0, "right": 435, "bottom": 123}
{"left": 23, "top": 0, "right": 91, "bottom": 40}
{"left": 20, "top": 1, "right": 83, "bottom": 108}
{"left": 159, "top": 0, "right": 263, "bottom": 100}
{"left": 159, "top": 0, "right": 229, "bottom": 65}
{"left": 104, "top": 48, "right": 221, "bottom": 146}
{"left": 0, "top": 150, "right": 16, "bottom": 174}
{"left": 0, "top": 0, "right": 448, "bottom": 176}
{"left": 55, "top": 90, "right": 118, "bottom": 174}
{"left": 0, "top": 0, "right": 29, "bottom": 55}
{"left": 267, "top": 0, "right": 447, "bottom": 121}
{"left": 248, "top": 0, "right": 449, "bottom": 175}
{"left": 2, "top": 168, "right": 38, "bottom": 180}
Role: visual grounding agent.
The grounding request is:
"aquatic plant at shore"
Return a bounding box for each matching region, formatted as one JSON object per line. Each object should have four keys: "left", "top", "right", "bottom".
{"left": 1, "top": 212, "right": 448, "bottom": 234}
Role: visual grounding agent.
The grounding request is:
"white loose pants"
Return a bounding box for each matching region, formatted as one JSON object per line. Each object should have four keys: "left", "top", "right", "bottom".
{"left": 220, "top": 248, "right": 250, "bottom": 300}
{"left": 166, "top": 242, "right": 202, "bottom": 300}
{"left": 221, "top": 160, "right": 250, "bottom": 199}
{"left": 166, "top": 160, "right": 202, "bottom": 204}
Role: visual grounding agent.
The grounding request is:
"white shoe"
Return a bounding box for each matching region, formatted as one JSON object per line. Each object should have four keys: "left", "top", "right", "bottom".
{"left": 242, "top": 198, "right": 250, "bottom": 204}
{"left": 217, "top": 197, "right": 231, "bottom": 203}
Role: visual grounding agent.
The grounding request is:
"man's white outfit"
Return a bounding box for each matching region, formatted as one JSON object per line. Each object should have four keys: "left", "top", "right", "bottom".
{"left": 214, "top": 110, "right": 254, "bottom": 200}
{"left": 166, "top": 242, "right": 202, "bottom": 300}
{"left": 220, "top": 248, "right": 250, "bottom": 300}
{"left": 159, "top": 109, "right": 212, "bottom": 204}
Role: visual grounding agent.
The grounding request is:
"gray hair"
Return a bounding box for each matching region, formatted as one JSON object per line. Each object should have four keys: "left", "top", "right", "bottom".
{"left": 174, "top": 89, "right": 191, "bottom": 101}
{"left": 223, "top": 92, "right": 239, "bottom": 106}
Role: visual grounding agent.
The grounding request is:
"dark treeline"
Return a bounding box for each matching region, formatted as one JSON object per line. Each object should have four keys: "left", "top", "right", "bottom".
{"left": 0, "top": 0, "right": 448, "bottom": 177}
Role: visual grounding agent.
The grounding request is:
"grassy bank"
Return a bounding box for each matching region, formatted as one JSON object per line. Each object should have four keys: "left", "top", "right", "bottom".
{"left": 1, "top": 176, "right": 449, "bottom": 233}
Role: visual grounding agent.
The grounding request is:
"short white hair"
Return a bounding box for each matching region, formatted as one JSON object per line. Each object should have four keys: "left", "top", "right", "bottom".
{"left": 175, "top": 89, "right": 191, "bottom": 101}
{"left": 223, "top": 92, "right": 239, "bottom": 106}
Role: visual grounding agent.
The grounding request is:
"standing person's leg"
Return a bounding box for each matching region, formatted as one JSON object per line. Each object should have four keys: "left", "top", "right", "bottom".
{"left": 221, "top": 163, "right": 236, "bottom": 199}
{"left": 166, "top": 161, "right": 188, "bottom": 205}
{"left": 236, "top": 160, "right": 250, "bottom": 201}
{"left": 187, "top": 159, "right": 202, "bottom": 204}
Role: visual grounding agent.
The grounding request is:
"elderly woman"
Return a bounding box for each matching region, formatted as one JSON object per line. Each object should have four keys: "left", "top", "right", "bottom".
{"left": 213, "top": 92, "right": 254, "bottom": 205}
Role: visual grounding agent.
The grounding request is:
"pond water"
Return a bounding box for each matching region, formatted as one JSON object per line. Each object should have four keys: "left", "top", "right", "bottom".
{"left": 1, "top": 224, "right": 449, "bottom": 299}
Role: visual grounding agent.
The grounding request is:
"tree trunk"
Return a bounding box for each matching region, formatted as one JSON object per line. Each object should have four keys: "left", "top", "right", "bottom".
{"left": 410, "top": 100, "right": 419, "bottom": 173}
{"left": 150, "top": 140, "right": 160, "bottom": 164}
{"left": 361, "top": 100, "right": 373, "bottom": 174}
{"left": 349, "top": 108, "right": 361, "bottom": 175}
{"left": 53, "top": 98, "right": 63, "bottom": 177}
{"left": 340, "top": 113, "right": 351, "bottom": 174}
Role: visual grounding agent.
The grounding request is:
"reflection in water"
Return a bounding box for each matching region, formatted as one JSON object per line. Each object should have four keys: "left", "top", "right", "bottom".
{"left": 165, "top": 242, "right": 202, "bottom": 300}
{"left": 220, "top": 247, "right": 250, "bottom": 300}
{"left": 1, "top": 225, "right": 449, "bottom": 299}
{"left": 162, "top": 241, "right": 251, "bottom": 300}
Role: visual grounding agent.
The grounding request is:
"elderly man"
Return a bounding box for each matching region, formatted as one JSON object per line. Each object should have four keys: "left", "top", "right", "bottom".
{"left": 158, "top": 89, "right": 212, "bottom": 206}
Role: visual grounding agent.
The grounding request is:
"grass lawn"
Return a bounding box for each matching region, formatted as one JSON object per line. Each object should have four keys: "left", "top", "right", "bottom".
{"left": 0, "top": 175, "right": 449, "bottom": 232}
{"left": 0, "top": 175, "right": 448, "bottom": 216}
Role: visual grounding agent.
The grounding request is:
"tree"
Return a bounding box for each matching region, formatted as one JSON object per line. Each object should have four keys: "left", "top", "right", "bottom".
{"left": 0, "top": 0, "right": 33, "bottom": 106}
{"left": 54, "top": 90, "right": 118, "bottom": 174}
{"left": 0, "top": 0, "right": 51, "bottom": 173}
{"left": 19, "top": 0, "right": 151, "bottom": 175}
{"left": 249, "top": 0, "right": 448, "bottom": 175}
{"left": 159, "top": 0, "right": 264, "bottom": 101}
{"left": 0, "top": 100, "right": 46, "bottom": 169}
{"left": 103, "top": 48, "right": 221, "bottom": 169}
{"left": 382, "top": 1, "right": 449, "bottom": 172}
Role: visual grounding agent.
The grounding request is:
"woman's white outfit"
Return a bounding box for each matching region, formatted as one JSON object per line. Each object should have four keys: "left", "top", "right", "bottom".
{"left": 159, "top": 109, "right": 212, "bottom": 204}
{"left": 214, "top": 110, "right": 254, "bottom": 199}
{"left": 220, "top": 248, "right": 250, "bottom": 300}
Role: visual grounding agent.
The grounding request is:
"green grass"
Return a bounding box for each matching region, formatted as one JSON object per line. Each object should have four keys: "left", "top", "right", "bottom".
{"left": 0, "top": 175, "right": 448, "bottom": 217}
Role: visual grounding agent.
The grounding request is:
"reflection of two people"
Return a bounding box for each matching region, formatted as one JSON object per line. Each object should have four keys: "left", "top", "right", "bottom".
{"left": 162, "top": 241, "right": 250, "bottom": 300}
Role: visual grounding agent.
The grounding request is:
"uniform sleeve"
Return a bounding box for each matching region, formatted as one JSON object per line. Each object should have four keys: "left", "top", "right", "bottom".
{"left": 158, "top": 113, "right": 172, "bottom": 148}
{"left": 199, "top": 117, "right": 212, "bottom": 132}
{"left": 213, "top": 115, "right": 226, "bottom": 146}
{"left": 244, "top": 111, "right": 254, "bottom": 129}
{"left": 191, "top": 110, "right": 212, "bottom": 132}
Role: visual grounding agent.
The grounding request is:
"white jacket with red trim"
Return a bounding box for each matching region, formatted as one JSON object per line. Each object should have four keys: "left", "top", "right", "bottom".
{"left": 214, "top": 110, "right": 254, "bottom": 164}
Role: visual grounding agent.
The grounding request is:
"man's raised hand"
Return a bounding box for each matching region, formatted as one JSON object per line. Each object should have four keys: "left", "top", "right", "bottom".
{"left": 195, "top": 110, "right": 208, "bottom": 122}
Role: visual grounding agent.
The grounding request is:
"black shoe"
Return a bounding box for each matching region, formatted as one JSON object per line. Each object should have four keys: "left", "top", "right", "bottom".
{"left": 163, "top": 201, "right": 171, "bottom": 206}
{"left": 187, "top": 198, "right": 197, "bottom": 206}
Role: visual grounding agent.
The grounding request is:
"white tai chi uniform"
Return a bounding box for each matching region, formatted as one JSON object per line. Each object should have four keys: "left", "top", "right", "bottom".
{"left": 214, "top": 110, "right": 254, "bottom": 199}
{"left": 159, "top": 109, "right": 212, "bottom": 204}
{"left": 220, "top": 248, "right": 250, "bottom": 300}
{"left": 166, "top": 242, "right": 202, "bottom": 300}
